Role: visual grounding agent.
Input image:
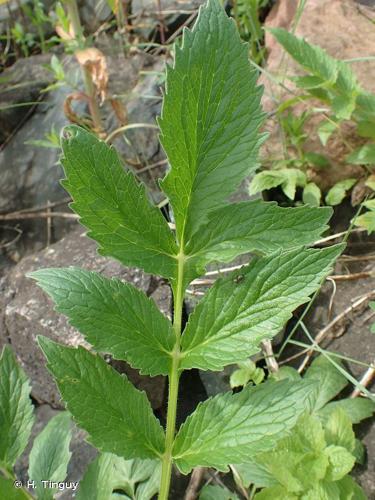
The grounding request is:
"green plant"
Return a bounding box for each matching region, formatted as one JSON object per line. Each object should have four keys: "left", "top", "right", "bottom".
{"left": 28, "top": 1, "right": 344, "bottom": 498}
{"left": 0, "top": 345, "right": 161, "bottom": 499}
{"left": 207, "top": 356, "right": 374, "bottom": 499}
{"left": 0, "top": 345, "right": 72, "bottom": 500}
{"left": 250, "top": 28, "right": 375, "bottom": 227}
{"left": 22, "top": 0, "right": 52, "bottom": 53}
{"left": 230, "top": 359, "right": 265, "bottom": 388}
{"left": 233, "top": 0, "right": 270, "bottom": 63}
{"left": 25, "top": 125, "right": 61, "bottom": 149}
{"left": 4, "top": 0, "right": 59, "bottom": 59}
{"left": 11, "top": 22, "right": 36, "bottom": 58}
{"left": 106, "top": 0, "right": 128, "bottom": 41}
{"left": 42, "top": 55, "right": 67, "bottom": 93}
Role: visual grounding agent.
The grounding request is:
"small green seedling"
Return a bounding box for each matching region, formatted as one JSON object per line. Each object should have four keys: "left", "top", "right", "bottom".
{"left": 0, "top": 346, "right": 72, "bottom": 500}
{"left": 230, "top": 356, "right": 374, "bottom": 499}
{"left": 0, "top": 345, "right": 161, "bottom": 499}
{"left": 28, "top": 1, "right": 344, "bottom": 498}
{"left": 251, "top": 28, "right": 375, "bottom": 229}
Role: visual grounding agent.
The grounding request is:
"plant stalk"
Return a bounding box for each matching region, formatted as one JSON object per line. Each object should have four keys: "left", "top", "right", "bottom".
{"left": 159, "top": 249, "right": 185, "bottom": 500}
{"left": 64, "top": 0, "right": 103, "bottom": 133}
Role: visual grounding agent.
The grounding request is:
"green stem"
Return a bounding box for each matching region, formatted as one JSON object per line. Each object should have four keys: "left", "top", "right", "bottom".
{"left": 0, "top": 466, "right": 13, "bottom": 480}
{"left": 248, "top": 484, "right": 257, "bottom": 500}
{"left": 158, "top": 249, "right": 185, "bottom": 500}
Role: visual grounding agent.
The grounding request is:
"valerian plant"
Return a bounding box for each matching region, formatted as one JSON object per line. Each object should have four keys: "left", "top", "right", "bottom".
{"left": 28, "top": 1, "right": 344, "bottom": 498}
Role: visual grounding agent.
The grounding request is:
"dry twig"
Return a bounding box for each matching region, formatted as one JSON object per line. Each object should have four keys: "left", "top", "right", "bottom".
{"left": 184, "top": 468, "right": 205, "bottom": 500}
{"left": 351, "top": 360, "right": 375, "bottom": 398}
{"left": 261, "top": 340, "right": 279, "bottom": 373}
{"left": 298, "top": 291, "right": 375, "bottom": 373}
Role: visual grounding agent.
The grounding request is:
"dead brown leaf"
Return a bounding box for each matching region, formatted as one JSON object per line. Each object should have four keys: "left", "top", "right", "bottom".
{"left": 75, "top": 48, "right": 109, "bottom": 104}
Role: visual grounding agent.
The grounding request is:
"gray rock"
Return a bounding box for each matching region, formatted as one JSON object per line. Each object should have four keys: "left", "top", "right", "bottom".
{"left": 0, "top": 56, "right": 85, "bottom": 256}
{"left": 0, "top": 226, "right": 171, "bottom": 409}
{"left": 77, "top": 0, "right": 112, "bottom": 32}
{"left": 108, "top": 56, "right": 168, "bottom": 205}
{"left": 0, "top": 56, "right": 82, "bottom": 214}
{"left": 356, "top": 0, "right": 375, "bottom": 7}
{"left": 132, "top": 0, "right": 203, "bottom": 40}
{"left": 0, "top": 54, "right": 53, "bottom": 145}
{"left": 199, "top": 367, "right": 232, "bottom": 397}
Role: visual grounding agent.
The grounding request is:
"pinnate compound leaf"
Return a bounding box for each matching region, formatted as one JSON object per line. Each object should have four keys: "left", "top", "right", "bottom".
{"left": 269, "top": 28, "right": 338, "bottom": 84}
{"left": 29, "top": 268, "right": 174, "bottom": 376}
{"left": 181, "top": 245, "right": 343, "bottom": 371}
{"left": 270, "top": 28, "right": 360, "bottom": 121}
{"left": 270, "top": 29, "right": 359, "bottom": 100}
{"left": 0, "top": 346, "right": 34, "bottom": 468}
{"left": 28, "top": 412, "right": 72, "bottom": 500}
{"left": 38, "top": 337, "right": 165, "bottom": 460}
{"left": 172, "top": 379, "right": 316, "bottom": 474}
{"left": 77, "top": 453, "right": 160, "bottom": 500}
{"left": 60, "top": 126, "right": 178, "bottom": 280}
{"left": 159, "top": 0, "right": 265, "bottom": 241}
{"left": 185, "top": 202, "right": 331, "bottom": 268}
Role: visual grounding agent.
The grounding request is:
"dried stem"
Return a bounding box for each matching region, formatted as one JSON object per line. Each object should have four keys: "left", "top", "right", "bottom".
{"left": 184, "top": 467, "right": 206, "bottom": 500}
{"left": 351, "top": 360, "right": 375, "bottom": 398}
{"left": 65, "top": 0, "right": 103, "bottom": 133}
{"left": 262, "top": 340, "right": 279, "bottom": 373}
{"left": 298, "top": 291, "right": 375, "bottom": 373}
